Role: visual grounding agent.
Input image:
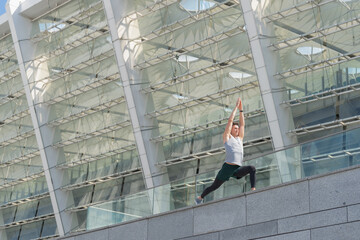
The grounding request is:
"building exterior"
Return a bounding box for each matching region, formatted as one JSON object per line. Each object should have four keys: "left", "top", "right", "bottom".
{"left": 0, "top": 0, "right": 359, "bottom": 239}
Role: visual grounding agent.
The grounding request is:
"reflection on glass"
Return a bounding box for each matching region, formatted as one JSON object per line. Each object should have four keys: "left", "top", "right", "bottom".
{"left": 179, "top": 0, "right": 216, "bottom": 12}
{"left": 87, "top": 126, "right": 360, "bottom": 231}
{"left": 296, "top": 46, "right": 325, "bottom": 56}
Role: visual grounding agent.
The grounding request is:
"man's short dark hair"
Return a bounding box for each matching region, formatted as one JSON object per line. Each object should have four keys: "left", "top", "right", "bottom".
{"left": 232, "top": 122, "right": 239, "bottom": 126}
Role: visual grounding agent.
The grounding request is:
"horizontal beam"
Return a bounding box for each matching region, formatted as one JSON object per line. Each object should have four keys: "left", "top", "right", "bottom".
{"left": 284, "top": 82, "right": 360, "bottom": 106}
{"left": 57, "top": 144, "right": 137, "bottom": 169}
{"left": 135, "top": 25, "right": 246, "bottom": 69}
{"left": 263, "top": 0, "right": 336, "bottom": 22}
{"left": 146, "top": 80, "right": 258, "bottom": 118}
{"left": 151, "top": 108, "right": 265, "bottom": 142}
{"left": 269, "top": 16, "right": 360, "bottom": 51}
{"left": 157, "top": 136, "right": 272, "bottom": 166}
{"left": 0, "top": 193, "right": 49, "bottom": 209}
{"left": 289, "top": 115, "right": 360, "bottom": 135}
{"left": 61, "top": 167, "right": 142, "bottom": 191}
{"left": 142, "top": 53, "right": 252, "bottom": 94}
{"left": 275, "top": 50, "right": 360, "bottom": 80}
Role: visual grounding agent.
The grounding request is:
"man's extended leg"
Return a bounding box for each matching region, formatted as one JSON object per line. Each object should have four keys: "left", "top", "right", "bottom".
{"left": 233, "top": 165, "right": 256, "bottom": 189}
{"left": 201, "top": 178, "right": 225, "bottom": 198}
{"left": 195, "top": 178, "right": 225, "bottom": 204}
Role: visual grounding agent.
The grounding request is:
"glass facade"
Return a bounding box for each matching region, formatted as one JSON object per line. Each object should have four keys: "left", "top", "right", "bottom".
{"left": 259, "top": 0, "right": 360, "bottom": 141}
{"left": 0, "top": 32, "right": 57, "bottom": 239}
{"left": 87, "top": 126, "right": 360, "bottom": 230}
{"left": 0, "top": 0, "right": 359, "bottom": 238}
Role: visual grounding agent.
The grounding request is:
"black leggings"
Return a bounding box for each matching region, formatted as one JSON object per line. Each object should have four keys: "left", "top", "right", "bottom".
{"left": 200, "top": 165, "right": 256, "bottom": 199}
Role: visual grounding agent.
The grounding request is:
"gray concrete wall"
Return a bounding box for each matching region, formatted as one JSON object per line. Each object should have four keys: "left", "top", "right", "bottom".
{"left": 57, "top": 165, "right": 360, "bottom": 240}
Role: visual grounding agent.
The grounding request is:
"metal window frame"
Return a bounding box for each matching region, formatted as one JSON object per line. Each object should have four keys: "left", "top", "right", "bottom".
{"left": 57, "top": 144, "right": 137, "bottom": 169}
{"left": 142, "top": 52, "right": 253, "bottom": 94}
{"left": 61, "top": 167, "right": 142, "bottom": 191}
{"left": 269, "top": 17, "right": 360, "bottom": 51}
{"left": 151, "top": 108, "right": 265, "bottom": 142}
{"left": 146, "top": 80, "right": 258, "bottom": 118}
{"left": 48, "top": 96, "right": 125, "bottom": 127}
{"left": 31, "top": 1, "right": 104, "bottom": 42}
{"left": 275, "top": 50, "right": 360, "bottom": 80}
{"left": 0, "top": 172, "right": 45, "bottom": 191}
{"left": 121, "top": 0, "right": 240, "bottom": 43}
{"left": 135, "top": 25, "right": 246, "bottom": 70}
{"left": 34, "top": 49, "right": 115, "bottom": 88}
{"left": 289, "top": 115, "right": 360, "bottom": 135}
{"left": 262, "top": 0, "right": 337, "bottom": 22}
{"left": 283, "top": 82, "right": 360, "bottom": 106}
{"left": 0, "top": 193, "right": 50, "bottom": 210}
{"left": 52, "top": 119, "right": 132, "bottom": 148}
{"left": 157, "top": 135, "right": 272, "bottom": 166}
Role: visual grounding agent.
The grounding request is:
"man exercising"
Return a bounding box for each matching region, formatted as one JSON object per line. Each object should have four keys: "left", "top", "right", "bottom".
{"left": 195, "top": 97, "right": 256, "bottom": 204}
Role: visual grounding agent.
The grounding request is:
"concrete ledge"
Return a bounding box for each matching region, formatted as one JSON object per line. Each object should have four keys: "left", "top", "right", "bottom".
{"left": 311, "top": 221, "right": 360, "bottom": 240}
{"left": 57, "top": 165, "right": 360, "bottom": 240}
{"left": 246, "top": 181, "right": 309, "bottom": 224}
{"left": 309, "top": 167, "right": 360, "bottom": 212}
{"left": 194, "top": 196, "right": 246, "bottom": 234}
{"left": 278, "top": 207, "right": 347, "bottom": 233}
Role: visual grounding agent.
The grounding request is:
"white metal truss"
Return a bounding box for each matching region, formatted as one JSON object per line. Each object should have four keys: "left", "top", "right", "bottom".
{"left": 135, "top": 25, "right": 246, "bottom": 69}
{"left": 65, "top": 185, "right": 148, "bottom": 213}
{"left": 65, "top": 201, "right": 104, "bottom": 213}
{"left": 31, "top": 1, "right": 104, "bottom": 42}
{"left": 142, "top": 53, "right": 252, "bottom": 94}
{"left": 262, "top": 0, "right": 337, "bottom": 22}
{"left": 0, "top": 172, "right": 45, "bottom": 191}
{"left": 34, "top": 234, "right": 60, "bottom": 240}
{"left": 289, "top": 115, "right": 360, "bottom": 135}
{"left": 35, "top": 49, "right": 115, "bottom": 92}
{"left": 0, "top": 88, "right": 25, "bottom": 105}
{"left": 120, "top": 0, "right": 178, "bottom": 22}
{"left": 122, "top": 0, "right": 240, "bottom": 43}
{"left": 61, "top": 167, "right": 142, "bottom": 191}
{"left": 44, "top": 73, "right": 120, "bottom": 106}
{"left": 145, "top": 80, "right": 259, "bottom": 118}
{"left": 0, "top": 109, "right": 30, "bottom": 126}
{"left": 0, "top": 47, "right": 16, "bottom": 63}
{"left": 150, "top": 108, "right": 265, "bottom": 142}
{"left": 0, "top": 151, "right": 41, "bottom": 168}
{"left": 0, "top": 33, "right": 11, "bottom": 43}
{"left": 48, "top": 96, "right": 125, "bottom": 127}
{"left": 275, "top": 50, "right": 360, "bottom": 80}
{"left": 44, "top": 25, "right": 109, "bottom": 60}
{"left": 0, "top": 193, "right": 50, "bottom": 210}
{"left": 0, "top": 69, "right": 20, "bottom": 85}
{"left": 283, "top": 82, "right": 360, "bottom": 106}
{"left": 57, "top": 144, "right": 137, "bottom": 169}
{"left": 269, "top": 16, "right": 360, "bottom": 51}
{"left": 302, "top": 146, "right": 360, "bottom": 163}
{"left": 0, "top": 130, "right": 34, "bottom": 147}
{"left": 157, "top": 136, "right": 272, "bottom": 166}
{"left": 1, "top": 213, "right": 55, "bottom": 229}
{"left": 52, "top": 120, "right": 131, "bottom": 148}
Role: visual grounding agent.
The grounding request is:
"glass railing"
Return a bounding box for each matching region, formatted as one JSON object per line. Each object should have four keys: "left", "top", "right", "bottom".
{"left": 86, "top": 127, "right": 360, "bottom": 230}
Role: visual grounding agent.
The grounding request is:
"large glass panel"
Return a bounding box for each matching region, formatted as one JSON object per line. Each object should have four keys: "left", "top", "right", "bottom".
{"left": 25, "top": 0, "right": 146, "bottom": 232}
{"left": 18, "top": 221, "right": 42, "bottom": 240}
{"left": 260, "top": 0, "right": 360, "bottom": 142}
{"left": 88, "top": 126, "right": 360, "bottom": 231}
{"left": 0, "top": 31, "right": 56, "bottom": 238}
{"left": 116, "top": 0, "right": 271, "bottom": 182}
{"left": 41, "top": 218, "right": 58, "bottom": 238}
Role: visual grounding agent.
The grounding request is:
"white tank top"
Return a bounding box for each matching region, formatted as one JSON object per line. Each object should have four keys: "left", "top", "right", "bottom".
{"left": 224, "top": 135, "right": 244, "bottom": 166}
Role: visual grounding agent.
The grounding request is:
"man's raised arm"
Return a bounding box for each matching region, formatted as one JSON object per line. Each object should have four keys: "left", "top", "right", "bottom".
{"left": 223, "top": 98, "right": 241, "bottom": 143}
{"left": 238, "top": 98, "right": 245, "bottom": 140}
